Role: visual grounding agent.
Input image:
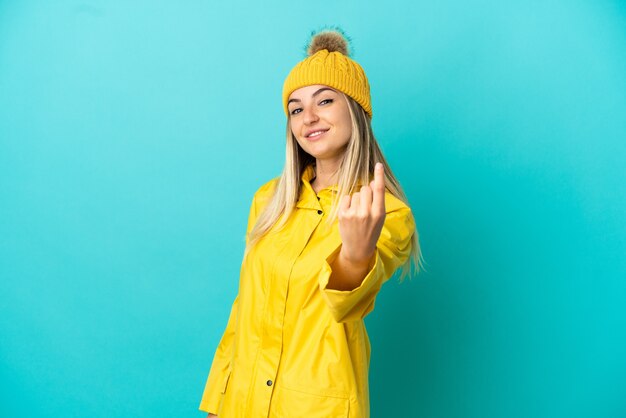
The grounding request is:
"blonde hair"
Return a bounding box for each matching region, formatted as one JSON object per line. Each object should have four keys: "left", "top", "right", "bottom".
{"left": 245, "top": 92, "right": 425, "bottom": 281}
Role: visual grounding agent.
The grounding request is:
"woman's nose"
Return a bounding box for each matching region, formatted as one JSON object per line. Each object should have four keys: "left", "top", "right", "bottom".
{"left": 303, "top": 105, "right": 319, "bottom": 124}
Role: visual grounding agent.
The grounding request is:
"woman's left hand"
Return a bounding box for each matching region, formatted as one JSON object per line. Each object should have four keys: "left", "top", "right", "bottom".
{"left": 337, "top": 162, "right": 386, "bottom": 266}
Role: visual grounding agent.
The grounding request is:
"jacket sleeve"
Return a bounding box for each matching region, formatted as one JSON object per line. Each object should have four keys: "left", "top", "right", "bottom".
{"left": 198, "top": 190, "right": 261, "bottom": 413}
{"left": 198, "top": 294, "right": 238, "bottom": 413}
{"left": 317, "top": 206, "right": 415, "bottom": 323}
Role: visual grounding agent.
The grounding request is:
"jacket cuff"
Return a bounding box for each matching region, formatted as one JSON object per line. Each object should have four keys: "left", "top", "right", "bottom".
{"left": 318, "top": 244, "right": 385, "bottom": 323}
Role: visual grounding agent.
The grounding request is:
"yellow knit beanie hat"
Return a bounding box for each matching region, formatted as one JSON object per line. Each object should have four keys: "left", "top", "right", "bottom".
{"left": 282, "top": 27, "right": 372, "bottom": 118}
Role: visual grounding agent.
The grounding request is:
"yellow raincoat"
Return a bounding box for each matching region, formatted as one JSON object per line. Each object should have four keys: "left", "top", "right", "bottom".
{"left": 199, "top": 163, "right": 415, "bottom": 417}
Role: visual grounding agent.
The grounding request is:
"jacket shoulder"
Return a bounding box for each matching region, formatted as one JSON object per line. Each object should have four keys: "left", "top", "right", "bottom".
{"left": 254, "top": 177, "right": 279, "bottom": 199}
{"left": 245, "top": 177, "right": 278, "bottom": 233}
{"left": 384, "top": 191, "right": 411, "bottom": 214}
{"left": 251, "top": 177, "right": 279, "bottom": 214}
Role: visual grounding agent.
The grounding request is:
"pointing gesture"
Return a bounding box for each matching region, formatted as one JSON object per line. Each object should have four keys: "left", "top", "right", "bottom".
{"left": 337, "top": 162, "right": 387, "bottom": 266}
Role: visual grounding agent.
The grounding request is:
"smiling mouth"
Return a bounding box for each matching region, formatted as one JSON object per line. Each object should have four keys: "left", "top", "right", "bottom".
{"left": 306, "top": 129, "right": 329, "bottom": 139}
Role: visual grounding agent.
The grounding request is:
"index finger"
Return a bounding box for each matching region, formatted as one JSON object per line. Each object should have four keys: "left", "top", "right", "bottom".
{"left": 371, "top": 162, "right": 385, "bottom": 214}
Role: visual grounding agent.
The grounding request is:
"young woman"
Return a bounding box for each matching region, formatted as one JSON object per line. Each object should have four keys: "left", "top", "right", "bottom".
{"left": 200, "top": 27, "right": 423, "bottom": 418}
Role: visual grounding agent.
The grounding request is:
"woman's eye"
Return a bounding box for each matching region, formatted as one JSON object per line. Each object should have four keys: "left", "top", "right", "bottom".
{"left": 320, "top": 99, "right": 333, "bottom": 105}
{"left": 290, "top": 108, "right": 302, "bottom": 115}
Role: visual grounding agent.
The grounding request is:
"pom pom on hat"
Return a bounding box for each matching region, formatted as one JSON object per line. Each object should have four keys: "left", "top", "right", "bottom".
{"left": 304, "top": 27, "right": 351, "bottom": 57}
{"left": 283, "top": 26, "right": 372, "bottom": 118}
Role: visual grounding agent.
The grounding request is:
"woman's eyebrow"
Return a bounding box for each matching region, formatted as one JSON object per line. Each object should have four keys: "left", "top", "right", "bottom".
{"left": 288, "top": 87, "right": 336, "bottom": 105}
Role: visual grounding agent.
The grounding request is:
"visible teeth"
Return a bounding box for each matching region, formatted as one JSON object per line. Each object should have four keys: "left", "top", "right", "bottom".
{"left": 308, "top": 130, "right": 325, "bottom": 137}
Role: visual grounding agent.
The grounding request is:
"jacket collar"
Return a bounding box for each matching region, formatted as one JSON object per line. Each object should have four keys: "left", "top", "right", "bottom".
{"left": 297, "top": 164, "right": 330, "bottom": 210}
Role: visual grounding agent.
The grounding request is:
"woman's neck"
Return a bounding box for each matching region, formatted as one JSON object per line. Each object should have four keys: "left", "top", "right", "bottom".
{"left": 310, "top": 159, "right": 341, "bottom": 193}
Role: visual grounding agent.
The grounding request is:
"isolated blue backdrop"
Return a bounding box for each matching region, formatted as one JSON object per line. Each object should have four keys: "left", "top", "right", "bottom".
{"left": 1, "top": 1, "right": 625, "bottom": 417}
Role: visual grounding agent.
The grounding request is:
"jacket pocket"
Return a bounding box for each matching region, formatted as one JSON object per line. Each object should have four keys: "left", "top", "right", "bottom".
{"left": 271, "top": 383, "right": 349, "bottom": 418}
{"left": 220, "top": 369, "right": 232, "bottom": 394}
{"left": 216, "top": 370, "right": 233, "bottom": 417}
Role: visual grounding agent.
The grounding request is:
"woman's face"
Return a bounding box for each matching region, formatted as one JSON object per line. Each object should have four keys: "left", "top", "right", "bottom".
{"left": 287, "top": 84, "right": 352, "bottom": 161}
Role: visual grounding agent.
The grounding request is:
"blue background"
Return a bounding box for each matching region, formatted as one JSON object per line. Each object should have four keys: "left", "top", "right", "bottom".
{"left": 1, "top": 1, "right": 625, "bottom": 417}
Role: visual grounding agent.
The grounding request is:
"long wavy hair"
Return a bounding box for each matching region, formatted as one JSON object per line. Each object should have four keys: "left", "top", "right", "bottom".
{"left": 244, "top": 92, "right": 425, "bottom": 281}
